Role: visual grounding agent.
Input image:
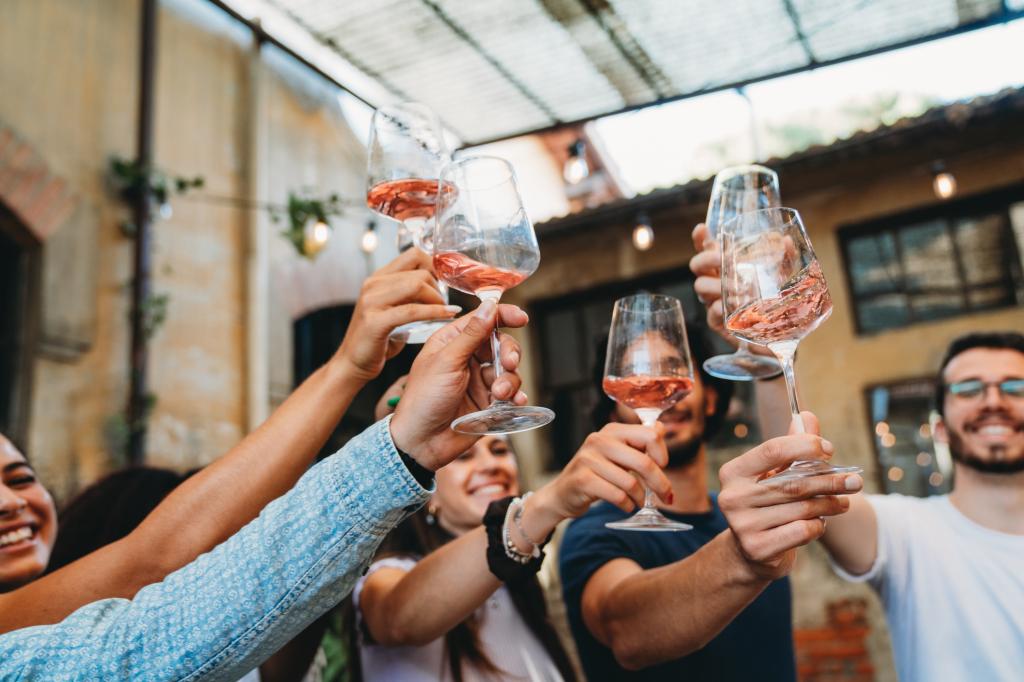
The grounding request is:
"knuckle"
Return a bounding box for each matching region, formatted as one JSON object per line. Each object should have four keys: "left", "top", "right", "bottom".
{"left": 717, "top": 488, "right": 737, "bottom": 511}
{"left": 781, "top": 479, "right": 806, "bottom": 497}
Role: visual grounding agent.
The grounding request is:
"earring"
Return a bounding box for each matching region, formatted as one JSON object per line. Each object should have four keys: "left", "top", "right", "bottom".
{"left": 426, "top": 503, "right": 439, "bottom": 525}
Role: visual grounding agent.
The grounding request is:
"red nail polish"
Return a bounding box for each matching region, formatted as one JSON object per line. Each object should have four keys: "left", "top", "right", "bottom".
{"left": 667, "top": 491, "right": 675, "bottom": 504}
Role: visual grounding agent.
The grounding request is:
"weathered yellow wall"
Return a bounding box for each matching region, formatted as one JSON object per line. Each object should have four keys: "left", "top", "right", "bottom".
{"left": 0, "top": 0, "right": 369, "bottom": 499}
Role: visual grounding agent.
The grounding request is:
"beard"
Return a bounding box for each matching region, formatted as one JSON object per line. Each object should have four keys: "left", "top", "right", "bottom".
{"left": 948, "top": 429, "right": 1024, "bottom": 474}
{"left": 667, "top": 436, "right": 703, "bottom": 468}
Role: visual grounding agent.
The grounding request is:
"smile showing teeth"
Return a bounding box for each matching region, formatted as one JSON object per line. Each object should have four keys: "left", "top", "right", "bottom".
{"left": 977, "top": 425, "right": 1013, "bottom": 437}
{"left": 0, "top": 527, "right": 33, "bottom": 548}
{"left": 473, "top": 484, "right": 506, "bottom": 496}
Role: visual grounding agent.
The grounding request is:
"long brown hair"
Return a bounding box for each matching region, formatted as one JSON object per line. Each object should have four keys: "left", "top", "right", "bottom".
{"left": 349, "top": 508, "right": 577, "bottom": 682}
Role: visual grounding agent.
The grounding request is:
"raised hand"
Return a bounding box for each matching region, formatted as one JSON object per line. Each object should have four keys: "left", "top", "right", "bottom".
{"left": 717, "top": 412, "right": 862, "bottom": 580}
{"left": 336, "top": 249, "right": 461, "bottom": 383}
{"left": 389, "top": 300, "right": 529, "bottom": 471}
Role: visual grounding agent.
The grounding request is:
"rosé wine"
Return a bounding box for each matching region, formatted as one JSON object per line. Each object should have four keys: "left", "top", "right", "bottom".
{"left": 602, "top": 375, "right": 694, "bottom": 412}
{"left": 367, "top": 178, "right": 455, "bottom": 223}
{"left": 726, "top": 261, "right": 832, "bottom": 346}
{"left": 433, "top": 251, "right": 530, "bottom": 296}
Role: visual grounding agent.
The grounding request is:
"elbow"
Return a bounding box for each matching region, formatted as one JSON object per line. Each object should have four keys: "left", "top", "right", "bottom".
{"left": 605, "top": 621, "right": 656, "bottom": 671}
{"left": 606, "top": 619, "right": 705, "bottom": 670}
{"left": 374, "top": 614, "right": 434, "bottom": 648}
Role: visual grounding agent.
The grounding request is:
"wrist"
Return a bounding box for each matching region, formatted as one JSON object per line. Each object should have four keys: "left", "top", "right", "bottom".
{"left": 327, "top": 351, "right": 375, "bottom": 388}
{"left": 721, "top": 529, "right": 772, "bottom": 587}
{"left": 388, "top": 416, "right": 439, "bottom": 472}
{"left": 515, "top": 489, "right": 561, "bottom": 552}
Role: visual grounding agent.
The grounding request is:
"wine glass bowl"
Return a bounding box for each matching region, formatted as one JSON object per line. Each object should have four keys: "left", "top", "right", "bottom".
{"left": 720, "top": 207, "right": 861, "bottom": 483}
{"left": 702, "top": 164, "right": 783, "bottom": 381}
{"left": 433, "top": 156, "right": 553, "bottom": 435}
{"left": 603, "top": 294, "right": 695, "bottom": 531}
{"left": 366, "top": 102, "right": 453, "bottom": 343}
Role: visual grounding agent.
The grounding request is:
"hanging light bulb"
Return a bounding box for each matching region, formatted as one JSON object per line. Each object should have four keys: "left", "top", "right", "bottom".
{"left": 303, "top": 218, "right": 331, "bottom": 257}
{"left": 932, "top": 162, "right": 957, "bottom": 200}
{"left": 632, "top": 213, "right": 654, "bottom": 251}
{"left": 360, "top": 220, "right": 379, "bottom": 254}
{"left": 563, "top": 139, "right": 589, "bottom": 185}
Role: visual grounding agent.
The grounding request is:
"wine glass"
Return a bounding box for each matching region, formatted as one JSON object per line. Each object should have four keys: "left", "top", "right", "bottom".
{"left": 720, "top": 207, "right": 862, "bottom": 482}
{"left": 603, "top": 294, "right": 694, "bottom": 531}
{"left": 433, "top": 155, "right": 554, "bottom": 435}
{"left": 366, "top": 102, "right": 452, "bottom": 343}
{"left": 703, "top": 165, "right": 783, "bottom": 381}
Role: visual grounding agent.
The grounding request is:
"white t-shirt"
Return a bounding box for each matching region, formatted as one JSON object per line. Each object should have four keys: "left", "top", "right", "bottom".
{"left": 353, "top": 556, "right": 565, "bottom": 682}
{"left": 831, "top": 494, "right": 1024, "bottom": 682}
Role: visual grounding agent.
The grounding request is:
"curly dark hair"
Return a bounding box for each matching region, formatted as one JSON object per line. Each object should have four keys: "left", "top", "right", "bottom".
{"left": 590, "top": 323, "right": 734, "bottom": 439}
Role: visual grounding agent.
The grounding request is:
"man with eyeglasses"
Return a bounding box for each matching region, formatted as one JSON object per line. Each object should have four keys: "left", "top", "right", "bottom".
{"left": 820, "top": 331, "right": 1024, "bottom": 682}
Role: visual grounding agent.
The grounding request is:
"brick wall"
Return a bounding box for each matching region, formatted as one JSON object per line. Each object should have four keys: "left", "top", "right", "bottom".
{"left": 795, "top": 598, "right": 875, "bottom": 682}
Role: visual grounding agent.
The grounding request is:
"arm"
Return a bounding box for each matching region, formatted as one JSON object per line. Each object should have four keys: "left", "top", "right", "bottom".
{"left": 579, "top": 415, "right": 862, "bottom": 670}
{"left": 361, "top": 423, "right": 674, "bottom": 646}
{"left": 819, "top": 494, "right": 878, "bottom": 576}
{"left": 0, "top": 301, "right": 531, "bottom": 680}
{"left": 0, "top": 249, "right": 455, "bottom": 634}
{"left": 0, "top": 419, "right": 432, "bottom": 681}
{"left": 581, "top": 531, "right": 768, "bottom": 670}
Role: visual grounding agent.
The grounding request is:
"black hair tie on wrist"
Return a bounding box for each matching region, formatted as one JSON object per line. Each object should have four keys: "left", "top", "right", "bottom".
{"left": 484, "top": 497, "right": 546, "bottom": 583}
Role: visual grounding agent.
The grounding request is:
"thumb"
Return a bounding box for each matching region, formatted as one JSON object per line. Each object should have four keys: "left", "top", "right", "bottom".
{"left": 788, "top": 410, "right": 820, "bottom": 436}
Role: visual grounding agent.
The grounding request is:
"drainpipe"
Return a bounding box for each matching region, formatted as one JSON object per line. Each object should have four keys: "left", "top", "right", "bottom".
{"left": 127, "top": 0, "right": 158, "bottom": 465}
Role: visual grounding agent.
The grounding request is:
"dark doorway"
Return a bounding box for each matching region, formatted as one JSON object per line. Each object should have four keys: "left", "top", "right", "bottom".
{"left": 293, "top": 303, "right": 418, "bottom": 460}
{"left": 0, "top": 203, "right": 40, "bottom": 447}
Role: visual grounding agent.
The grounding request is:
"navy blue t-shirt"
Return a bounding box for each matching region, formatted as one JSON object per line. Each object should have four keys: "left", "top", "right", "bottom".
{"left": 559, "top": 495, "right": 796, "bottom": 681}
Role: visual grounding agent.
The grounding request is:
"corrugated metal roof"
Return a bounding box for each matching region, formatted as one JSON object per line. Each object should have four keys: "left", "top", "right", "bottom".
{"left": 263, "top": 0, "right": 1022, "bottom": 145}
{"left": 534, "top": 85, "right": 1024, "bottom": 231}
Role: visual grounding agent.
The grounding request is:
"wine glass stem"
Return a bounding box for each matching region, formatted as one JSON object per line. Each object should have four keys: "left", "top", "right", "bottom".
{"left": 736, "top": 340, "right": 754, "bottom": 356}
{"left": 479, "top": 291, "right": 508, "bottom": 408}
{"left": 771, "top": 342, "right": 804, "bottom": 434}
{"left": 637, "top": 409, "right": 662, "bottom": 511}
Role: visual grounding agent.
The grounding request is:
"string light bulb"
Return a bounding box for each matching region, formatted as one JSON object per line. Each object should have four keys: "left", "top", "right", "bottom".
{"left": 931, "top": 162, "right": 957, "bottom": 200}
{"left": 303, "top": 218, "right": 331, "bottom": 257}
{"left": 632, "top": 213, "right": 654, "bottom": 251}
{"left": 360, "top": 220, "right": 379, "bottom": 254}
{"left": 563, "top": 139, "right": 589, "bottom": 185}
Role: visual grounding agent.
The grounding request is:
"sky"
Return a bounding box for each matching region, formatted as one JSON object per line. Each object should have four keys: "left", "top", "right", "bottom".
{"left": 594, "top": 18, "right": 1024, "bottom": 196}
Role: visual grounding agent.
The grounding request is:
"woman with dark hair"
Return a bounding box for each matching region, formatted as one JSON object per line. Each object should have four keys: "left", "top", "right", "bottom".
{"left": 45, "top": 467, "right": 191, "bottom": 574}
{"left": 353, "top": 379, "right": 675, "bottom": 681}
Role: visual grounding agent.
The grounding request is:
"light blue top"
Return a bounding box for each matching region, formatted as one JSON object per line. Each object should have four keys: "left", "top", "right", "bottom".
{"left": 0, "top": 416, "right": 432, "bottom": 681}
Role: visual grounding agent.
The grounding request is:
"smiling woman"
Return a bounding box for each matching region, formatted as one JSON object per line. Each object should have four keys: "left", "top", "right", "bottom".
{"left": 0, "top": 434, "right": 57, "bottom": 592}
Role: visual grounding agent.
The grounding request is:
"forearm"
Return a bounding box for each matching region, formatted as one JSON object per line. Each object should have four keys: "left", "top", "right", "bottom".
{"left": 819, "top": 493, "right": 877, "bottom": 575}
{"left": 0, "top": 419, "right": 431, "bottom": 680}
{"left": 372, "top": 493, "right": 562, "bottom": 645}
{"left": 0, "top": 358, "right": 364, "bottom": 634}
{"left": 754, "top": 375, "right": 791, "bottom": 439}
{"left": 600, "top": 531, "right": 769, "bottom": 669}
{"left": 372, "top": 527, "right": 500, "bottom": 645}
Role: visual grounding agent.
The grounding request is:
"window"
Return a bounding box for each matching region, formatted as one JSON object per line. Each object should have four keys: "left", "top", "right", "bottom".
{"left": 865, "top": 378, "right": 951, "bottom": 497}
{"left": 533, "top": 268, "right": 762, "bottom": 470}
{"left": 0, "top": 204, "right": 40, "bottom": 446}
{"left": 841, "top": 185, "right": 1024, "bottom": 334}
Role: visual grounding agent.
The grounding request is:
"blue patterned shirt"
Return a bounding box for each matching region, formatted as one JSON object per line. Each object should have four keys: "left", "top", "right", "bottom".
{"left": 0, "top": 417, "right": 432, "bottom": 681}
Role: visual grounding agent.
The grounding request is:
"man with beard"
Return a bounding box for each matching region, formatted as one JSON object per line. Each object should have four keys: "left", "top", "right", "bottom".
{"left": 821, "top": 332, "right": 1024, "bottom": 682}
{"left": 559, "top": 326, "right": 862, "bottom": 680}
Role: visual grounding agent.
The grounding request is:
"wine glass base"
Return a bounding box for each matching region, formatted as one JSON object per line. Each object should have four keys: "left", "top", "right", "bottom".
{"left": 389, "top": 319, "right": 452, "bottom": 345}
{"left": 451, "top": 404, "right": 554, "bottom": 436}
{"left": 703, "top": 353, "right": 782, "bottom": 381}
{"left": 758, "top": 460, "right": 863, "bottom": 484}
{"left": 605, "top": 507, "right": 692, "bottom": 532}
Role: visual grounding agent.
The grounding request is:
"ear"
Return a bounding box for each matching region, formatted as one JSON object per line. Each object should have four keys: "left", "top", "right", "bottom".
{"left": 703, "top": 382, "right": 719, "bottom": 418}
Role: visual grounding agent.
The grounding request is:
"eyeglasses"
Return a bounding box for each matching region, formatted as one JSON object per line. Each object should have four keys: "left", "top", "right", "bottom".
{"left": 946, "top": 379, "right": 1024, "bottom": 400}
